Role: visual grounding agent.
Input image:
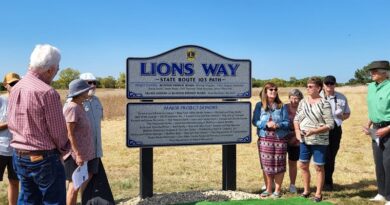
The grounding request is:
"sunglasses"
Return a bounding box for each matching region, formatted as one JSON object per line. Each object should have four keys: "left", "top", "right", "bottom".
{"left": 268, "top": 88, "right": 278, "bottom": 92}
{"left": 307, "top": 85, "right": 315, "bottom": 89}
{"left": 325, "top": 82, "right": 335, "bottom": 86}
{"left": 87, "top": 81, "right": 97, "bottom": 85}
{"left": 9, "top": 81, "right": 19, "bottom": 87}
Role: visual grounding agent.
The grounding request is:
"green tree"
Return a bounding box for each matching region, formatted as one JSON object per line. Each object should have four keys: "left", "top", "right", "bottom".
{"left": 56, "top": 68, "right": 80, "bottom": 89}
{"left": 100, "top": 76, "right": 116, "bottom": 88}
{"left": 348, "top": 65, "right": 371, "bottom": 85}
{"left": 116, "top": 72, "right": 126, "bottom": 88}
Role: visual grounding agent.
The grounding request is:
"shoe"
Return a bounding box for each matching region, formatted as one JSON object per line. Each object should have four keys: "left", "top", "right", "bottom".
{"left": 271, "top": 192, "right": 281, "bottom": 198}
{"left": 260, "top": 191, "right": 271, "bottom": 198}
{"left": 323, "top": 183, "right": 333, "bottom": 191}
{"left": 300, "top": 192, "right": 311, "bottom": 198}
{"left": 385, "top": 201, "right": 390, "bottom": 205}
{"left": 289, "top": 184, "right": 297, "bottom": 193}
{"left": 369, "top": 194, "right": 386, "bottom": 202}
{"left": 313, "top": 195, "right": 322, "bottom": 202}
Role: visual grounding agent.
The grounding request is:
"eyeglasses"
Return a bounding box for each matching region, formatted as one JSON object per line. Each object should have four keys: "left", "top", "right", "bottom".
{"left": 307, "top": 85, "right": 315, "bottom": 89}
{"left": 268, "top": 88, "right": 278, "bottom": 92}
{"left": 87, "top": 81, "right": 97, "bottom": 85}
{"left": 325, "top": 82, "right": 335, "bottom": 86}
{"left": 9, "top": 81, "right": 19, "bottom": 87}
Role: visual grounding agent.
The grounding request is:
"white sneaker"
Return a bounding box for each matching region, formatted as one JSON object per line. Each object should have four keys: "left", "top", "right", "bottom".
{"left": 289, "top": 184, "right": 297, "bottom": 193}
{"left": 385, "top": 201, "right": 390, "bottom": 205}
{"left": 369, "top": 194, "right": 386, "bottom": 202}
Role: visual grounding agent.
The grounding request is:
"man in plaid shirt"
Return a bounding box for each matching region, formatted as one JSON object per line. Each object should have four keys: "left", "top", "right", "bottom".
{"left": 8, "top": 44, "right": 70, "bottom": 205}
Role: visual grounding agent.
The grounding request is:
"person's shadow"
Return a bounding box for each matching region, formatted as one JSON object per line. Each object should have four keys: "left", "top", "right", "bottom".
{"left": 328, "top": 179, "right": 377, "bottom": 199}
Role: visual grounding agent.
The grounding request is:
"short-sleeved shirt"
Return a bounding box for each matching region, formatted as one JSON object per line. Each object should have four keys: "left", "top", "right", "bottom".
{"left": 321, "top": 91, "right": 351, "bottom": 126}
{"left": 83, "top": 96, "right": 103, "bottom": 158}
{"left": 294, "top": 98, "right": 334, "bottom": 145}
{"left": 0, "top": 95, "right": 13, "bottom": 156}
{"left": 8, "top": 71, "right": 69, "bottom": 154}
{"left": 367, "top": 80, "right": 390, "bottom": 123}
{"left": 63, "top": 102, "right": 95, "bottom": 162}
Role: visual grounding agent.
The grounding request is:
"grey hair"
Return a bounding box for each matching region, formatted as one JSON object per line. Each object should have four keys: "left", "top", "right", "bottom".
{"left": 288, "top": 88, "right": 303, "bottom": 100}
{"left": 29, "top": 44, "right": 61, "bottom": 72}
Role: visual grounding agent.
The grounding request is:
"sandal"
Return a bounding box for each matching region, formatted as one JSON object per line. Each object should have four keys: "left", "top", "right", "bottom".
{"left": 260, "top": 191, "right": 270, "bottom": 198}
{"left": 272, "top": 192, "right": 281, "bottom": 198}
{"left": 313, "top": 195, "right": 322, "bottom": 202}
{"left": 300, "top": 192, "right": 311, "bottom": 198}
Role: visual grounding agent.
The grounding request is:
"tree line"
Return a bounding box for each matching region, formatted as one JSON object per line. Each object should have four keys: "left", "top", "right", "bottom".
{"left": 0, "top": 65, "right": 373, "bottom": 91}
{"left": 252, "top": 65, "right": 372, "bottom": 87}
{"left": 50, "top": 68, "right": 126, "bottom": 89}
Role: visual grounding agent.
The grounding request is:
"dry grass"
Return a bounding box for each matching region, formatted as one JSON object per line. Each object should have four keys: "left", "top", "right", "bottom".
{"left": 0, "top": 86, "right": 380, "bottom": 204}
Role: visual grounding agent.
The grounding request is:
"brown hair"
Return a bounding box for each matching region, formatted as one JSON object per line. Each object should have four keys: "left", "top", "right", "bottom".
{"left": 260, "top": 82, "right": 283, "bottom": 111}
{"left": 307, "top": 77, "right": 323, "bottom": 92}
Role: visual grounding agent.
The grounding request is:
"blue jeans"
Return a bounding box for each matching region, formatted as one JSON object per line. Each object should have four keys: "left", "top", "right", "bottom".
{"left": 13, "top": 150, "right": 66, "bottom": 205}
{"left": 299, "top": 143, "right": 328, "bottom": 165}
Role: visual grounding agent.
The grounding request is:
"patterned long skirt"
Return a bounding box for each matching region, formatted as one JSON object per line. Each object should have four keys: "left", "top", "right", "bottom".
{"left": 258, "top": 132, "right": 288, "bottom": 175}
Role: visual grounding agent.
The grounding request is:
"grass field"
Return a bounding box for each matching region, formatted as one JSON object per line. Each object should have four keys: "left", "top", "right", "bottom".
{"left": 0, "top": 86, "right": 381, "bottom": 204}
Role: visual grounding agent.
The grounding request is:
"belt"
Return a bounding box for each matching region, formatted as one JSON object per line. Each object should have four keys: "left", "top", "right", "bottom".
{"left": 373, "top": 121, "right": 390, "bottom": 129}
{"left": 15, "top": 149, "right": 58, "bottom": 157}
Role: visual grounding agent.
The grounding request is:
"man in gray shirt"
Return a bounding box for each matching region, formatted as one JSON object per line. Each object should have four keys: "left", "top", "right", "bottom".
{"left": 79, "top": 72, "right": 104, "bottom": 159}
{"left": 79, "top": 73, "right": 115, "bottom": 204}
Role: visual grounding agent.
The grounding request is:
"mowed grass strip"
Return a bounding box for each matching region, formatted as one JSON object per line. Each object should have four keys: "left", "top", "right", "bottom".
{"left": 176, "top": 197, "right": 333, "bottom": 205}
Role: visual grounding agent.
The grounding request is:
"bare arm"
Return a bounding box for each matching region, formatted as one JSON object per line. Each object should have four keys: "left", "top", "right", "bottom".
{"left": 305, "top": 125, "right": 331, "bottom": 137}
{"left": 362, "top": 120, "right": 372, "bottom": 135}
{"left": 66, "top": 122, "right": 83, "bottom": 166}
{"left": 294, "top": 121, "right": 301, "bottom": 141}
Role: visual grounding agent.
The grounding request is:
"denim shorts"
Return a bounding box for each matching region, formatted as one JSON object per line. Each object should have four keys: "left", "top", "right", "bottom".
{"left": 299, "top": 143, "right": 327, "bottom": 165}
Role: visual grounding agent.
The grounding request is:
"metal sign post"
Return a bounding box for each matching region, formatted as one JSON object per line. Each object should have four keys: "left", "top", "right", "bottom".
{"left": 222, "top": 144, "right": 236, "bottom": 190}
{"left": 140, "top": 147, "right": 153, "bottom": 198}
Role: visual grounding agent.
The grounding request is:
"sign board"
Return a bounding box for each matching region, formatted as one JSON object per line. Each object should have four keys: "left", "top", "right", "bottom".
{"left": 126, "top": 102, "right": 251, "bottom": 147}
{"left": 127, "top": 45, "right": 251, "bottom": 99}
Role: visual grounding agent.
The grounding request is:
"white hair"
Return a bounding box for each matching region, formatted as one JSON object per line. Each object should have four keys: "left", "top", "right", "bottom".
{"left": 29, "top": 44, "right": 61, "bottom": 72}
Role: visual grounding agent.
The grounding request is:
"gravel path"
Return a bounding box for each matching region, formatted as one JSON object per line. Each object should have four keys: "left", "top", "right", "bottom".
{"left": 119, "top": 190, "right": 261, "bottom": 205}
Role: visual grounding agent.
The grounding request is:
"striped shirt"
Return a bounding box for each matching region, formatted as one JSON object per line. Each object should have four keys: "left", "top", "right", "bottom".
{"left": 8, "top": 71, "right": 70, "bottom": 155}
{"left": 294, "top": 98, "right": 334, "bottom": 145}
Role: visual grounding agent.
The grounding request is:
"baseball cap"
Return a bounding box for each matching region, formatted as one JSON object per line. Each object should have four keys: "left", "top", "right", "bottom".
{"left": 79, "top": 72, "right": 96, "bottom": 81}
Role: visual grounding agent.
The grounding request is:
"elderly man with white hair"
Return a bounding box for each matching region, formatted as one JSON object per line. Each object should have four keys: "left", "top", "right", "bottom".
{"left": 363, "top": 60, "right": 390, "bottom": 204}
{"left": 7, "top": 44, "right": 70, "bottom": 205}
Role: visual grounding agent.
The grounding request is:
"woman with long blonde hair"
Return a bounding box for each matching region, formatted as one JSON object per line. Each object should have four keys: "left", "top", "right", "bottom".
{"left": 252, "top": 82, "right": 289, "bottom": 198}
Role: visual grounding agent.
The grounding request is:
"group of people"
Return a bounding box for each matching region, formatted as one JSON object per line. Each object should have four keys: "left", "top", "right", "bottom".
{"left": 253, "top": 60, "right": 390, "bottom": 203}
{"left": 0, "top": 44, "right": 106, "bottom": 205}
{"left": 1, "top": 44, "right": 390, "bottom": 205}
